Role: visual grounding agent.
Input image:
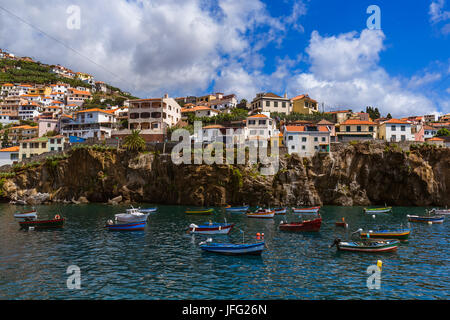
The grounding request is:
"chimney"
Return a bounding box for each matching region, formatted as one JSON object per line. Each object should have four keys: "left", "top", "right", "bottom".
{"left": 164, "top": 93, "right": 168, "bottom": 99}
{"left": 284, "top": 92, "right": 287, "bottom": 99}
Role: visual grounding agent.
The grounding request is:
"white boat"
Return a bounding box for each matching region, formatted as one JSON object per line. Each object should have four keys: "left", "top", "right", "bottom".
{"left": 14, "top": 210, "right": 37, "bottom": 221}
{"left": 115, "top": 208, "right": 149, "bottom": 222}
{"left": 363, "top": 207, "right": 392, "bottom": 214}
{"left": 292, "top": 206, "right": 321, "bottom": 214}
{"left": 429, "top": 208, "right": 450, "bottom": 215}
{"left": 246, "top": 209, "right": 275, "bottom": 219}
{"left": 139, "top": 207, "right": 158, "bottom": 213}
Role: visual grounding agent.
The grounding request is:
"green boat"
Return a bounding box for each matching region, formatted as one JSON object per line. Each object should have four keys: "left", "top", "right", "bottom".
{"left": 185, "top": 208, "right": 214, "bottom": 215}
{"left": 19, "top": 217, "right": 65, "bottom": 230}
{"left": 364, "top": 207, "right": 392, "bottom": 214}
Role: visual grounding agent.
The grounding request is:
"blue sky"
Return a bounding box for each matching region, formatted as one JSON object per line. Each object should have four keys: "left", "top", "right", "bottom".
{"left": 0, "top": 0, "right": 448, "bottom": 116}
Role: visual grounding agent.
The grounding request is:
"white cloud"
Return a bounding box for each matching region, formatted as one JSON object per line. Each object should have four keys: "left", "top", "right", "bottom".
{"left": 0, "top": 0, "right": 306, "bottom": 98}
{"left": 429, "top": 0, "right": 450, "bottom": 23}
{"left": 287, "top": 29, "right": 440, "bottom": 117}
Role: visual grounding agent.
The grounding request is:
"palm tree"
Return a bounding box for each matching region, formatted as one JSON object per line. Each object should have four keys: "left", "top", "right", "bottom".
{"left": 123, "top": 130, "right": 146, "bottom": 152}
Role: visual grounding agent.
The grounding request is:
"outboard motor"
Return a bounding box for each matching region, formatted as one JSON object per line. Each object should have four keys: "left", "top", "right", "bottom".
{"left": 330, "top": 238, "right": 341, "bottom": 248}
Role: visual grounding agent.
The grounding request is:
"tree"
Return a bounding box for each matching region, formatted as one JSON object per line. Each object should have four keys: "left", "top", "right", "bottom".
{"left": 123, "top": 130, "right": 146, "bottom": 152}
{"left": 240, "top": 99, "right": 247, "bottom": 104}
{"left": 436, "top": 128, "right": 450, "bottom": 137}
{"left": 2, "top": 130, "right": 10, "bottom": 148}
{"left": 386, "top": 113, "right": 392, "bottom": 119}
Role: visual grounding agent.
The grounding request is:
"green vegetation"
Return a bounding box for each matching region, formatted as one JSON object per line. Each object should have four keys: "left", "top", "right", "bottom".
{"left": 123, "top": 130, "right": 146, "bottom": 152}
{"left": 186, "top": 108, "right": 249, "bottom": 125}
{"left": 436, "top": 128, "right": 450, "bottom": 137}
{"left": 365, "top": 106, "right": 380, "bottom": 120}
{"left": 270, "top": 111, "right": 334, "bottom": 122}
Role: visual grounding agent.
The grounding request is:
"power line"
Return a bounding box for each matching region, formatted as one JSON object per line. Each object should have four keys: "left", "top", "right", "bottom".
{"left": 0, "top": 4, "right": 135, "bottom": 92}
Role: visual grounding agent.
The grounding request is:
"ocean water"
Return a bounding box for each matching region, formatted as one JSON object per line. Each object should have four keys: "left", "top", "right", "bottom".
{"left": 0, "top": 204, "right": 448, "bottom": 300}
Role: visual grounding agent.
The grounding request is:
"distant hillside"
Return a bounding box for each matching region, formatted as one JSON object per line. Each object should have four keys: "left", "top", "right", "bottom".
{"left": 0, "top": 58, "right": 139, "bottom": 100}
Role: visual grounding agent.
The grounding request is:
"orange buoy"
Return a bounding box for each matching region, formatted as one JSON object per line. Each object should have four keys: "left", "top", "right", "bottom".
{"left": 55, "top": 214, "right": 61, "bottom": 220}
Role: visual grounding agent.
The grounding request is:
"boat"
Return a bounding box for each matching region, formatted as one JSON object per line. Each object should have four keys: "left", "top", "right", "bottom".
{"left": 225, "top": 205, "right": 249, "bottom": 213}
{"left": 105, "top": 220, "right": 146, "bottom": 231}
{"left": 292, "top": 206, "right": 320, "bottom": 214}
{"left": 185, "top": 208, "right": 214, "bottom": 215}
{"left": 14, "top": 210, "right": 37, "bottom": 221}
{"left": 428, "top": 208, "right": 450, "bottom": 215}
{"left": 335, "top": 217, "right": 348, "bottom": 228}
{"left": 359, "top": 228, "right": 411, "bottom": 241}
{"left": 330, "top": 238, "right": 399, "bottom": 253}
{"left": 19, "top": 215, "right": 65, "bottom": 230}
{"left": 114, "top": 208, "right": 149, "bottom": 222}
{"left": 407, "top": 214, "right": 444, "bottom": 224}
{"left": 246, "top": 208, "right": 275, "bottom": 219}
{"left": 274, "top": 207, "right": 287, "bottom": 215}
{"left": 279, "top": 216, "right": 322, "bottom": 232}
{"left": 199, "top": 239, "right": 265, "bottom": 255}
{"left": 139, "top": 207, "right": 158, "bottom": 213}
{"left": 188, "top": 222, "right": 235, "bottom": 235}
{"left": 363, "top": 207, "right": 392, "bottom": 214}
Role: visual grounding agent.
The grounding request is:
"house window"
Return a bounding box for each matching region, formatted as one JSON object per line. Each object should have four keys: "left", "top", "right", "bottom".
{"left": 391, "top": 125, "right": 396, "bottom": 131}
{"left": 314, "top": 146, "right": 318, "bottom": 150}
{"left": 369, "top": 126, "right": 373, "bottom": 132}
{"left": 58, "top": 147, "right": 62, "bottom": 152}
{"left": 41, "top": 143, "right": 46, "bottom": 149}
{"left": 314, "top": 137, "right": 318, "bottom": 142}
{"left": 302, "top": 145, "right": 306, "bottom": 150}
{"left": 248, "top": 120, "right": 256, "bottom": 125}
{"left": 346, "top": 126, "right": 350, "bottom": 132}
{"left": 401, "top": 126, "right": 405, "bottom": 131}
{"left": 259, "top": 120, "right": 266, "bottom": 125}
{"left": 357, "top": 126, "right": 361, "bottom": 132}
{"left": 302, "top": 137, "right": 307, "bottom": 142}
{"left": 288, "top": 136, "right": 293, "bottom": 141}
{"left": 274, "top": 101, "right": 278, "bottom": 108}
{"left": 266, "top": 101, "right": 270, "bottom": 107}
{"left": 291, "top": 145, "right": 295, "bottom": 150}
{"left": 57, "top": 139, "right": 61, "bottom": 144}
{"left": 22, "top": 143, "right": 27, "bottom": 148}
{"left": 50, "top": 147, "right": 54, "bottom": 151}
{"left": 322, "top": 137, "right": 326, "bottom": 142}
{"left": 401, "top": 135, "right": 406, "bottom": 141}
{"left": 282, "top": 102, "right": 286, "bottom": 108}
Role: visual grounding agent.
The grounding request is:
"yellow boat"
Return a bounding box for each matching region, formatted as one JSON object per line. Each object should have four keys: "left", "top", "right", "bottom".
{"left": 185, "top": 208, "right": 214, "bottom": 215}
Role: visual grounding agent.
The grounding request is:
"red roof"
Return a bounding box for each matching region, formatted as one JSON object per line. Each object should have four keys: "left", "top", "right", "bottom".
{"left": 383, "top": 118, "right": 410, "bottom": 124}
{"left": 248, "top": 114, "right": 268, "bottom": 118}
{"left": 341, "top": 119, "right": 376, "bottom": 125}
{"left": 285, "top": 125, "right": 329, "bottom": 132}
{"left": 0, "top": 146, "right": 19, "bottom": 152}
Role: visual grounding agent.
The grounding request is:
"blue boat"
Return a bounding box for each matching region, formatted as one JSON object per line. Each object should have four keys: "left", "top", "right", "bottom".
{"left": 105, "top": 221, "right": 146, "bottom": 231}
{"left": 225, "top": 205, "right": 249, "bottom": 213}
{"left": 274, "top": 207, "right": 287, "bottom": 215}
{"left": 199, "top": 241, "right": 265, "bottom": 255}
{"left": 407, "top": 214, "right": 444, "bottom": 224}
{"left": 139, "top": 207, "right": 157, "bottom": 213}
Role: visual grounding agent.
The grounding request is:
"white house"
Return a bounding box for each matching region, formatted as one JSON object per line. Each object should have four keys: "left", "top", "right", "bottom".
{"left": 378, "top": 119, "right": 414, "bottom": 142}
{"left": 0, "top": 146, "right": 19, "bottom": 166}
{"left": 60, "top": 108, "right": 116, "bottom": 140}
{"left": 284, "top": 125, "right": 331, "bottom": 157}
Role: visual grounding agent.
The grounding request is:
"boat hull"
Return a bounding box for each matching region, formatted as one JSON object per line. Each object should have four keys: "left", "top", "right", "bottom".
{"left": 19, "top": 218, "right": 65, "bottom": 230}
{"left": 360, "top": 230, "right": 410, "bottom": 241}
{"left": 189, "top": 223, "right": 234, "bottom": 235}
{"left": 225, "top": 206, "right": 249, "bottom": 212}
{"left": 407, "top": 215, "right": 444, "bottom": 223}
{"left": 115, "top": 213, "right": 149, "bottom": 222}
{"left": 14, "top": 211, "right": 37, "bottom": 221}
{"left": 106, "top": 221, "right": 146, "bottom": 231}
{"left": 292, "top": 207, "right": 320, "bottom": 214}
{"left": 185, "top": 209, "right": 214, "bottom": 215}
{"left": 279, "top": 218, "right": 322, "bottom": 232}
{"left": 274, "top": 208, "right": 287, "bottom": 215}
{"left": 337, "top": 240, "right": 399, "bottom": 253}
{"left": 364, "top": 207, "right": 392, "bottom": 214}
{"left": 335, "top": 222, "right": 348, "bottom": 228}
{"left": 140, "top": 208, "right": 157, "bottom": 213}
{"left": 246, "top": 210, "right": 275, "bottom": 219}
{"left": 200, "top": 242, "right": 265, "bottom": 255}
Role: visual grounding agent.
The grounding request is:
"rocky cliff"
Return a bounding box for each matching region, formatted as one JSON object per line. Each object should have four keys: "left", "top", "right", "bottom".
{"left": 1, "top": 142, "right": 449, "bottom": 206}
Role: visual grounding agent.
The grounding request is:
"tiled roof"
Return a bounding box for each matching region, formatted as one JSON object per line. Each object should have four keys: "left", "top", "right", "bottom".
{"left": 0, "top": 146, "right": 19, "bottom": 152}
{"left": 285, "top": 125, "right": 329, "bottom": 132}
{"left": 341, "top": 119, "right": 376, "bottom": 125}
{"left": 247, "top": 114, "right": 268, "bottom": 118}
{"left": 383, "top": 118, "right": 410, "bottom": 124}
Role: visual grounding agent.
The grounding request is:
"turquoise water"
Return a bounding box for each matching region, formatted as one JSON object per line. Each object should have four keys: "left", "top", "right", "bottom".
{"left": 0, "top": 204, "right": 448, "bottom": 300}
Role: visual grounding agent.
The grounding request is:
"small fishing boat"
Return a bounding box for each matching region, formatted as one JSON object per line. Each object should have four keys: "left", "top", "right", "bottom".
{"left": 335, "top": 217, "right": 348, "bottom": 228}
{"left": 139, "top": 207, "right": 158, "bottom": 213}
{"left": 14, "top": 210, "right": 37, "bottom": 221}
{"left": 199, "top": 239, "right": 265, "bottom": 255}
{"left": 115, "top": 208, "right": 149, "bottom": 222}
{"left": 279, "top": 216, "right": 322, "bottom": 232}
{"left": 428, "top": 208, "right": 450, "bottom": 215}
{"left": 246, "top": 208, "right": 275, "bottom": 219}
{"left": 105, "top": 220, "right": 146, "bottom": 231}
{"left": 274, "top": 207, "right": 287, "bottom": 215}
{"left": 359, "top": 228, "right": 411, "bottom": 241}
{"left": 330, "top": 238, "right": 399, "bottom": 253}
{"left": 292, "top": 206, "right": 320, "bottom": 214}
{"left": 225, "top": 205, "right": 249, "bottom": 213}
{"left": 364, "top": 207, "right": 392, "bottom": 214}
{"left": 185, "top": 208, "right": 214, "bottom": 215}
{"left": 19, "top": 215, "right": 65, "bottom": 230}
{"left": 189, "top": 222, "right": 235, "bottom": 235}
{"left": 407, "top": 214, "right": 444, "bottom": 224}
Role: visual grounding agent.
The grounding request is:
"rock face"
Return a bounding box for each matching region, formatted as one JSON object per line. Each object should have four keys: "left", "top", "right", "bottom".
{"left": 1, "top": 143, "right": 449, "bottom": 206}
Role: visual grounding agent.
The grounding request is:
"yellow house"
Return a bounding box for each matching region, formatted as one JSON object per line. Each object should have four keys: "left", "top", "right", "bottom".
{"left": 28, "top": 86, "right": 52, "bottom": 96}
{"left": 76, "top": 72, "right": 94, "bottom": 81}
{"left": 7, "top": 125, "right": 38, "bottom": 144}
{"left": 291, "top": 94, "right": 319, "bottom": 114}
{"left": 19, "top": 135, "right": 66, "bottom": 160}
{"left": 196, "top": 94, "right": 218, "bottom": 104}
{"left": 336, "top": 119, "right": 377, "bottom": 142}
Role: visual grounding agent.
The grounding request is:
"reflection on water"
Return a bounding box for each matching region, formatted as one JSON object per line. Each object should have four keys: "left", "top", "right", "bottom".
{"left": 0, "top": 204, "right": 448, "bottom": 299}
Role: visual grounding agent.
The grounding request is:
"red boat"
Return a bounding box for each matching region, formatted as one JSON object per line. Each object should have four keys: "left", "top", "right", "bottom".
{"left": 335, "top": 217, "right": 348, "bottom": 228}
{"left": 279, "top": 216, "right": 322, "bottom": 232}
{"left": 19, "top": 215, "right": 65, "bottom": 230}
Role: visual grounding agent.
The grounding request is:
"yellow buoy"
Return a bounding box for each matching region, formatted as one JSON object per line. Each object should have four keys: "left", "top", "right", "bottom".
{"left": 428, "top": 221, "right": 432, "bottom": 225}
{"left": 377, "top": 260, "right": 382, "bottom": 271}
